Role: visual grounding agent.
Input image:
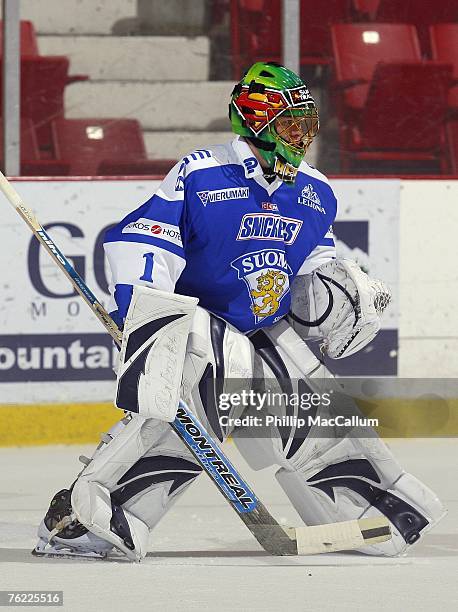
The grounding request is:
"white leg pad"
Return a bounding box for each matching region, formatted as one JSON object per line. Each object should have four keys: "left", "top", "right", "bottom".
{"left": 358, "top": 472, "right": 446, "bottom": 556}
{"left": 116, "top": 286, "right": 198, "bottom": 421}
{"left": 276, "top": 468, "right": 348, "bottom": 525}
{"left": 72, "top": 479, "right": 150, "bottom": 561}
{"left": 276, "top": 467, "right": 446, "bottom": 556}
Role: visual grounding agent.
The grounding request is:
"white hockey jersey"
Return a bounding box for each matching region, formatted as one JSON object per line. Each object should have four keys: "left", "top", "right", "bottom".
{"left": 104, "top": 137, "right": 337, "bottom": 333}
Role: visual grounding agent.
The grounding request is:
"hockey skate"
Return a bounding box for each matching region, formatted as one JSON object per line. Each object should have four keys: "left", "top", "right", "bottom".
{"left": 32, "top": 489, "right": 115, "bottom": 560}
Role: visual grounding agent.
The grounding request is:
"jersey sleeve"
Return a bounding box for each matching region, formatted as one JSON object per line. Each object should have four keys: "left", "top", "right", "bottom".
{"left": 297, "top": 225, "right": 337, "bottom": 276}
{"left": 295, "top": 164, "right": 338, "bottom": 277}
{"left": 103, "top": 160, "right": 188, "bottom": 326}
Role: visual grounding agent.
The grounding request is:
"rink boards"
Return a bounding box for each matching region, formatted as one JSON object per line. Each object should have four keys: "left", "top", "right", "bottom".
{"left": 0, "top": 177, "right": 457, "bottom": 444}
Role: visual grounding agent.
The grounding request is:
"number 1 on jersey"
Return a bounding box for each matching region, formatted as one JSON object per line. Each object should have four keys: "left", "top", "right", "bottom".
{"left": 140, "top": 252, "right": 154, "bottom": 282}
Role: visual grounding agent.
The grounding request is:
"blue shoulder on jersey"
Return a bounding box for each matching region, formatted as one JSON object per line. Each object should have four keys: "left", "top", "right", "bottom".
{"left": 105, "top": 197, "right": 185, "bottom": 259}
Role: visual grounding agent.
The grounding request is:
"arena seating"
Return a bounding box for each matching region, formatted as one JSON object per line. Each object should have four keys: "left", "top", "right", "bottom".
{"left": 430, "top": 24, "right": 458, "bottom": 114}
{"left": 231, "top": 0, "right": 352, "bottom": 79}
{"left": 0, "top": 21, "right": 88, "bottom": 164}
{"left": 0, "top": 119, "right": 70, "bottom": 176}
{"left": 331, "top": 22, "right": 454, "bottom": 173}
{"left": 374, "top": 0, "right": 458, "bottom": 57}
{"left": 0, "top": 56, "right": 87, "bottom": 156}
{"left": 0, "top": 17, "right": 170, "bottom": 176}
{"left": 0, "top": 20, "right": 39, "bottom": 55}
{"left": 1, "top": 7, "right": 455, "bottom": 177}
{"left": 331, "top": 24, "right": 422, "bottom": 116}
{"left": 50, "top": 118, "right": 150, "bottom": 176}
{"left": 339, "top": 62, "right": 452, "bottom": 173}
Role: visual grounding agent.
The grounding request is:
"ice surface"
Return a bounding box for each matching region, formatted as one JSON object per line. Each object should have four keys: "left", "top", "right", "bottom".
{"left": 0, "top": 439, "right": 457, "bottom": 612}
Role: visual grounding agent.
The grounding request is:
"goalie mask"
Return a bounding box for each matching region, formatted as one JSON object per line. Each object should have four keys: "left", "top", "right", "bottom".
{"left": 229, "top": 62, "right": 319, "bottom": 183}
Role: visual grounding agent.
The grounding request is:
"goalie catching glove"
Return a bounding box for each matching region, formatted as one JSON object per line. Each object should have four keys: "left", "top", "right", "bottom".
{"left": 288, "top": 259, "right": 391, "bottom": 359}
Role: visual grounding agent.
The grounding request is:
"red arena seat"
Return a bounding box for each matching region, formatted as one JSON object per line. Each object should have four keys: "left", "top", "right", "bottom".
{"left": 0, "top": 119, "right": 70, "bottom": 176}
{"left": 20, "top": 56, "right": 86, "bottom": 121}
{"left": 430, "top": 24, "right": 458, "bottom": 113}
{"left": 51, "top": 118, "right": 148, "bottom": 176}
{"left": 340, "top": 62, "right": 452, "bottom": 173}
{"left": 0, "top": 20, "right": 39, "bottom": 55}
{"left": 0, "top": 56, "right": 88, "bottom": 154}
{"left": 375, "top": 0, "right": 458, "bottom": 56}
{"left": 331, "top": 23, "right": 422, "bottom": 115}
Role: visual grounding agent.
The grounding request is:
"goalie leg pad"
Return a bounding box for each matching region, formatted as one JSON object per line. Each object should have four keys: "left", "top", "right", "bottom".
{"left": 70, "top": 414, "right": 166, "bottom": 560}
{"left": 71, "top": 413, "right": 202, "bottom": 560}
{"left": 276, "top": 446, "right": 446, "bottom": 557}
{"left": 71, "top": 479, "right": 150, "bottom": 561}
{"left": 64, "top": 308, "right": 253, "bottom": 560}
{"left": 355, "top": 471, "right": 446, "bottom": 556}
{"left": 181, "top": 306, "right": 254, "bottom": 440}
{"left": 116, "top": 286, "right": 198, "bottom": 421}
{"left": 236, "top": 319, "right": 445, "bottom": 556}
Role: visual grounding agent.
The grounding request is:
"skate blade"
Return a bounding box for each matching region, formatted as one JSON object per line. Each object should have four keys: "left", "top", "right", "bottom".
{"left": 32, "top": 549, "right": 107, "bottom": 560}
{"left": 31, "top": 539, "right": 109, "bottom": 561}
{"left": 31, "top": 545, "right": 109, "bottom": 560}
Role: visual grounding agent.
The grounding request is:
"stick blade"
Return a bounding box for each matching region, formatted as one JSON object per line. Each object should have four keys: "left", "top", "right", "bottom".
{"left": 246, "top": 524, "right": 298, "bottom": 555}
{"left": 292, "top": 516, "right": 391, "bottom": 555}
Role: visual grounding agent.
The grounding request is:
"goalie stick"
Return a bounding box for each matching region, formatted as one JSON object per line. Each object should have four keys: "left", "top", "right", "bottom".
{"left": 0, "top": 171, "right": 391, "bottom": 555}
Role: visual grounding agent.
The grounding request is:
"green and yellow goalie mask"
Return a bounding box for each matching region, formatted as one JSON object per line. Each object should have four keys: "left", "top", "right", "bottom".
{"left": 229, "top": 62, "right": 319, "bottom": 183}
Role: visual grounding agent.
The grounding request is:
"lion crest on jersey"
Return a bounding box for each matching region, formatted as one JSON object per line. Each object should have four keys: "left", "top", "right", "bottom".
{"left": 231, "top": 249, "right": 292, "bottom": 323}
{"left": 251, "top": 269, "right": 287, "bottom": 318}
